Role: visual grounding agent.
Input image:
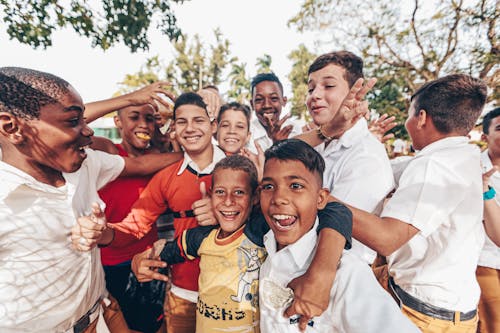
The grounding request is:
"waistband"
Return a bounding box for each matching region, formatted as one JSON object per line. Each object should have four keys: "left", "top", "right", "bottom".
{"left": 69, "top": 298, "right": 101, "bottom": 333}
{"left": 389, "top": 278, "right": 476, "bottom": 322}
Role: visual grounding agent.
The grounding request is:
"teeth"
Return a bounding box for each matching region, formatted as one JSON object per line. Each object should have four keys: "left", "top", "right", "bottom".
{"left": 79, "top": 145, "right": 89, "bottom": 151}
{"left": 273, "top": 214, "right": 294, "bottom": 220}
{"left": 136, "top": 133, "right": 151, "bottom": 140}
{"left": 221, "top": 211, "right": 238, "bottom": 216}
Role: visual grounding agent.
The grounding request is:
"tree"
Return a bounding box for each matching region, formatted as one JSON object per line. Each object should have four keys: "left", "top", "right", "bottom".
{"left": 0, "top": 0, "right": 185, "bottom": 52}
{"left": 227, "top": 61, "right": 251, "bottom": 103}
{"left": 255, "top": 54, "right": 273, "bottom": 73}
{"left": 287, "top": 44, "right": 317, "bottom": 120}
{"left": 289, "top": 0, "right": 499, "bottom": 107}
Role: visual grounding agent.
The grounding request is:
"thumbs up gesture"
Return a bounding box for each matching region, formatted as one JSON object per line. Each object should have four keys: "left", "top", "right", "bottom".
{"left": 71, "top": 203, "right": 113, "bottom": 251}
{"left": 191, "top": 181, "right": 218, "bottom": 226}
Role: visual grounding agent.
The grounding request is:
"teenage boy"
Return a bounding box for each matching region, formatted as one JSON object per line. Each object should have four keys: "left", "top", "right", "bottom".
{"left": 258, "top": 139, "right": 419, "bottom": 332}
{"left": 248, "top": 73, "right": 302, "bottom": 153}
{"left": 0, "top": 67, "right": 181, "bottom": 332}
{"left": 477, "top": 107, "right": 500, "bottom": 333}
{"left": 332, "top": 74, "right": 488, "bottom": 332}
{"left": 297, "top": 51, "right": 394, "bottom": 264}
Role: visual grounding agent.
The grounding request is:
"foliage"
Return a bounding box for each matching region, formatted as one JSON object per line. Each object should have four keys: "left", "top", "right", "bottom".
{"left": 287, "top": 44, "right": 317, "bottom": 119}
{"left": 255, "top": 54, "right": 273, "bottom": 74}
{"left": 0, "top": 0, "right": 186, "bottom": 52}
{"left": 289, "top": 0, "right": 500, "bottom": 132}
{"left": 227, "top": 61, "right": 251, "bottom": 103}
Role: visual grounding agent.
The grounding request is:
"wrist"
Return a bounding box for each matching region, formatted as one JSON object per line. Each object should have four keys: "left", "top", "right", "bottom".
{"left": 98, "top": 226, "right": 115, "bottom": 247}
{"left": 483, "top": 186, "right": 496, "bottom": 201}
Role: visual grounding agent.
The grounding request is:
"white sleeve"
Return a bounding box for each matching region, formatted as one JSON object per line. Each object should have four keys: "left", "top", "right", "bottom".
{"left": 86, "top": 149, "right": 125, "bottom": 191}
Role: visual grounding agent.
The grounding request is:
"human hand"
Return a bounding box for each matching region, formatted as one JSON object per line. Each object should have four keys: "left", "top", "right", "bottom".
{"left": 197, "top": 89, "right": 222, "bottom": 121}
{"left": 322, "top": 78, "right": 377, "bottom": 139}
{"left": 125, "top": 82, "right": 176, "bottom": 110}
{"left": 131, "top": 247, "right": 169, "bottom": 282}
{"left": 369, "top": 113, "right": 397, "bottom": 143}
{"left": 192, "top": 182, "right": 218, "bottom": 226}
{"left": 264, "top": 113, "right": 294, "bottom": 142}
{"left": 71, "top": 203, "right": 108, "bottom": 251}
{"left": 241, "top": 140, "right": 265, "bottom": 182}
{"left": 284, "top": 272, "right": 331, "bottom": 332}
{"left": 483, "top": 167, "right": 499, "bottom": 192}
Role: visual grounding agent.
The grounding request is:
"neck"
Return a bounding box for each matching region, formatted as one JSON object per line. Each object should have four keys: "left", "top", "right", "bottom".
{"left": 120, "top": 140, "right": 146, "bottom": 158}
{"left": 187, "top": 144, "right": 214, "bottom": 170}
{"left": 488, "top": 150, "right": 500, "bottom": 167}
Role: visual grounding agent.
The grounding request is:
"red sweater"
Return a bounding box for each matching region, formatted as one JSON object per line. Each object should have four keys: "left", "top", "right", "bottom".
{"left": 112, "top": 158, "right": 212, "bottom": 292}
{"left": 98, "top": 144, "right": 157, "bottom": 266}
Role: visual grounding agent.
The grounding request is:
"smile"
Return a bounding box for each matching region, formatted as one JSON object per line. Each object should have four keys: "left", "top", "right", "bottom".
{"left": 272, "top": 214, "right": 297, "bottom": 230}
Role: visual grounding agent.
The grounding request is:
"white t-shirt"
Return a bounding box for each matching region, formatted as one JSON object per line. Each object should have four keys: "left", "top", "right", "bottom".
{"left": 247, "top": 115, "right": 302, "bottom": 153}
{"left": 315, "top": 118, "right": 394, "bottom": 264}
{"left": 392, "top": 138, "right": 406, "bottom": 153}
{"left": 478, "top": 149, "right": 500, "bottom": 269}
{"left": 259, "top": 219, "right": 419, "bottom": 333}
{"left": 0, "top": 149, "right": 124, "bottom": 332}
{"left": 382, "top": 137, "right": 484, "bottom": 312}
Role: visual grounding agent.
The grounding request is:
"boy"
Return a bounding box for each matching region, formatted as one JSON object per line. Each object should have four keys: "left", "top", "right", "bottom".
{"left": 258, "top": 139, "right": 419, "bottom": 332}
{"left": 0, "top": 67, "right": 181, "bottom": 332}
{"left": 297, "top": 51, "right": 394, "bottom": 264}
{"left": 216, "top": 102, "right": 252, "bottom": 154}
{"left": 132, "top": 154, "right": 352, "bottom": 332}
{"left": 477, "top": 107, "right": 500, "bottom": 333}
{"left": 248, "top": 73, "right": 302, "bottom": 153}
{"left": 333, "top": 74, "right": 488, "bottom": 332}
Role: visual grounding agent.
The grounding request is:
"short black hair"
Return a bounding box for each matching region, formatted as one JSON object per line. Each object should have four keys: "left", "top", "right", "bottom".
{"left": 173, "top": 92, "right": 208, "bottom": 120}
{"left": 411, "top": 74, "right": 487, "bottom": 135}
{"left": 213, "top": 155, "right": 259, "bottom": 194}
{"left": 483, "top": 107, "right": 500, "bottom": 134}
{"left": 250, "top": 73, "right": 283, "bottom": 97}
{"left": 217, "top": 102, "right": 251, "bottom": 130}
{"left": 308, "top": 51, "right": 364, "bottom": 88}
{"left": 264, "top": 139, "right": 325, "bottom": 185}
{"left": 0, "top": 67, "right": 71, "bottom": 119}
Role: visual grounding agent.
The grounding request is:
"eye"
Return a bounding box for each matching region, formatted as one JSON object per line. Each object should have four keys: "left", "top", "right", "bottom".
{"left": 271, "top": 97, "right": 279, "bottom": 102}
{"left": 254, "top": 98, "right": 263, "bottom": 104}
{"left": 290, "top": 182, "right": 304, "bottom": 190}
{"left": 234, "top": 190, "right": 245, "bottom": 196}
{"left": 325, "top": 85, "right": 336, "bottom": 89}
{"left": 260, "top": 183, "right": 274, "bottom": 191}
{"left": 214, "top": 189, "right": 225, "bottom": 196}
{"left": 220, "top": 123, "right": 229, "bottom": 128}
{"left": 68, "top": 118, "right": 79, "bottom": 127}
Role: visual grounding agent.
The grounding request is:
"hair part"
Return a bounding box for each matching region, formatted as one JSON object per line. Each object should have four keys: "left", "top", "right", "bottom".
{"left": 0, "top": 67, "right": 71, "bottom": 119}
{"left": 173, "top": 92, "right": 208, "bottom": 120}
{"left": 217, "top": 102, "right": 251, "bottom": 130}
{"left": 250, "top": 73, "right": 284, "bottom": 97}
{"left": 264, "top": 139, "right": 325, "bottom": 185}
{"left": 411, "top": 74, "right": 487, "bottom": 135}
{"left": 482, "top": 107, "right": 500, "bottom": 134}
{"left": 308, "top": 51, "right": 364, "bottom": 88}
{"left": 213, "top": 155, "right": 259, "bottom": 194}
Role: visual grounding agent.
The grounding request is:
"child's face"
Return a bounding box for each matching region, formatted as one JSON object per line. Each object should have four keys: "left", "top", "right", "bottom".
{"left": 19, "top": 86, "right": 93, "bottom": 174}
{"left": 306, "top": 64, "right": 350, "bottom": 126}
{"left": 174, "top": 104, "right": 216, "bottom": 155}
{"left": 484, "top": 116, "right": 500, "bottom": 159}
{"left": 216, "top": 109, "right": 250, "bottom": 154}
{"left": 260, "top": 158, "right": 329, "bottom": 250}
{"left": 405, "top": 101, "right": 424, "bottom": 150}
{"left": 115, "top": 104, "right": 156, "bottom": 151}
{"left": 251, "top": 81, "right": 286, "bottom": 129}
{"left": 212, "top": 168, "right": 256, "bottom": 238}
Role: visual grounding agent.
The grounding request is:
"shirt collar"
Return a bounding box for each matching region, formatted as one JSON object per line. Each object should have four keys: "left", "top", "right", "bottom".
{"left": 263, "top": 217, "right": 319, "bottom": 269}
{"left": 416, "top": 136, "right": 470, "bottom": 157}
{"left": 250, "top": 117, "right": 269, "bottom": 140}
{"left": 177, "top": 144, "right": 226, "bottom": 175}
{"left": 320, "top": 118, "right": 369, "bottom": 153}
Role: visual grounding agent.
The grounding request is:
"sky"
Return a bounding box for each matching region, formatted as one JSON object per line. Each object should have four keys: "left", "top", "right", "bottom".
{"left": 0, "top": 0, "right": 319, "bottom": 103}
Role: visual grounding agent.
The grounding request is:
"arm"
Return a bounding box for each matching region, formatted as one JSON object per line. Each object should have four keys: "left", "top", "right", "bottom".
{"left": 90, "top": 136, "right": 119, "bottom": 155}
{"left": 483, "top": 167, "right": 500, "bottom": 246}
{"left": 284, "top": 202, "right": 352, "bottom": 331}
{"left": 84, "top": 82, "right": 175, "bottom": 123}
{"left": 120, "top": 151, "right": 182, "bottom": 177}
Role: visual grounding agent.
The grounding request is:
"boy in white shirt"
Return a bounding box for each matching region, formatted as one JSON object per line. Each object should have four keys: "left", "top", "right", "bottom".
{"left": 333, "top": 74, "right": 488, "bottom": 332}
{"left": 477, "top": 107, "right": 500, "bottom": 333}
{"left": 258, "top": 139, "right": 419, "bottom": 333}
{"left": 0, "top": 67, "right": 181, "bottom": 332}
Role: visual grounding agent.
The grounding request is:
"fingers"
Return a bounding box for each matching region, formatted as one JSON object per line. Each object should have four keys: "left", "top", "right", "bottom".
{"left": 355, "top": 77, "right": 377, "bottom": 100}
{"left": 199, "top": 181, "right": 208, "bottom": 199}
{"left": 284, "top": 302, "right": 313, "bottom": 333}
{"left": 277, "top": 113, "right": 292, "bottom": 127}
{"left": 381, "top": 133, "right": 395, "bottom": 143}
{"left": 298, "top": 314, "right": 312, "bottom": 332}
{"left": 90, "top": 202, "right": 105, "bottom": 225}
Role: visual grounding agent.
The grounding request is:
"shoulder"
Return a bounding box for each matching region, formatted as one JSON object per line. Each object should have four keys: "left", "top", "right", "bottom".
{"left": 90, "top": 136, "right": 119, "bottom": 155}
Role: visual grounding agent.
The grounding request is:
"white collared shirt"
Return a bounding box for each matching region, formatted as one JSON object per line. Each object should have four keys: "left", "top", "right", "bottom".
{"left": 247, "top": 116, "right": 303, "bottom": 153}
{"left": 259, "top": 218, "right": 419, "bottom": 333}
{"left": 0, "top": 149, "right": 124, "bottom": 332}
{"left": 315, "top": 118, "right": 394, "bottom": 264}
{"left": 383, "top": 137, "right": 484, "bottom": 312}
{"left": 478, "top": 149, "right": 500, "bottom": 269}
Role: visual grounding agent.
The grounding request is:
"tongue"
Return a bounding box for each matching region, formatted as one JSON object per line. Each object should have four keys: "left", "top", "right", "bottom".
{"left": 277, "top": 216, "right": 296, "bottom": 227}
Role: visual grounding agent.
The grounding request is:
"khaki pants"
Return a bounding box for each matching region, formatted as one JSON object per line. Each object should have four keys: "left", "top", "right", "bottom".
{"left": 476, "top": 266, "right": 500, "bottom": 333}
{"left": 84, "top": 295, "right": 130, "bottom": 333}
{"left": 164, "top": 290, "right": 197, "bottom": 333}
{"left": 402, "top": 305, "right": 478, "bottom": 333}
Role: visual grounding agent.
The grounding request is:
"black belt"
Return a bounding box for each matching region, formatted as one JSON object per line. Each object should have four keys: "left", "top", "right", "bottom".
{"left": 389, "top": 278, "right": 476, "bottom": 322}
{"left": 73, "top": 299, "right": 100, "bottom": 333}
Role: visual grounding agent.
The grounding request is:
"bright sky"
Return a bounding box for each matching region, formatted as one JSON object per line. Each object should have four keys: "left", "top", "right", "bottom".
{"left": 0, "top": 0, "right": 320, "bottom": 103}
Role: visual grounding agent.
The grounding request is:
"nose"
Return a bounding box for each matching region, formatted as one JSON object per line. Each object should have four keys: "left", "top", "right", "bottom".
{"left": 81, "top": 122, "right": 94, "bottom": 137}
{"left": 271, "top": 187, "right": 288, "bottom": 206}
{"left": 224, "top": 193, "right": 235, "bottom": 206}
{"left": 263, "top": 97, "right": 272, "bottom": 109}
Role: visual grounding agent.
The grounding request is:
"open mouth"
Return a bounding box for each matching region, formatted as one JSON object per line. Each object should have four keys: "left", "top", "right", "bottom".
{"left": 272, "top": 214, "right": 297, "bottom": 230}
{"left": 135, "top": 132, "right": 151, "bottom": 140}
{"left": 220, "top": 210, "right": 240, "bottom": 220}
{"left": 184, "top": 135, "right": 202, "bottom": 144}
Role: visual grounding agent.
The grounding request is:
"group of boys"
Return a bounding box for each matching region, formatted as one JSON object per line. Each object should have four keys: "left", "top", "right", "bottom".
{"left": 0, "top": 47, "right": 498, "bottom": 333}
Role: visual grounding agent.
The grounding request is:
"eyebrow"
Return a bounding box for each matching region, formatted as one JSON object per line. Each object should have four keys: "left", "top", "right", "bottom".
{"left": 261, "top": 174, "right": 307, "bottom": 182}
{"left": 63, "top": 105, "right": 84, "bottom": 113}
{"left": 308, "top": 75, "right": 340, "bottom": 84}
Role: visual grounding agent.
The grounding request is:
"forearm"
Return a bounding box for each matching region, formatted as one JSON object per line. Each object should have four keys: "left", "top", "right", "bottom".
{"left": 121, "top": 151, "right": 183, "bottom": 176}
{"left": 97, "top": 227, "right": 115, "bottom": 246}
{"left": 85, "top": 94, "right": 136, "bottom": 123}
{"left": 484, "top": 199, "right": 500, "bottom": 246}
{"left": 307, "top": 229, "right": 345, "bottom": 284}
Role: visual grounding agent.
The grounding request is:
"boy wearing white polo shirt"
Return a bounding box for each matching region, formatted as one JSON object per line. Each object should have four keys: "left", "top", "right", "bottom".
{"left": 258, "top": 139, "right": 419, "bottom": 333}
{"left": 334, "top": 74, "right": 488, "bottom": 332}
{"left": 477, "top": 107, "right": 500, "bottom": 333}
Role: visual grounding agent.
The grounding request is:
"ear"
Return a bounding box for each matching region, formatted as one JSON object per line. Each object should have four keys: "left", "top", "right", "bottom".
{"left": 481, "top": 133, "right": 488, "bottom": 142}
{"left": 416, "top": 110, "right": 427, "bottom": 129}
{"left": 250, "top": 99, "right": 254, "bottom": 110}
{"left": 0, "top": 112, "right": 24, "bottom": 144}
{"left": 316, "top": 188, "right": 330, "bottom": 210}
{"left": 282, "top": 96, "right": 288, "bottom": 106}
{"left": 244, "top": 130, "right": 252, "bottom": 145}
{"left": 113, "top": 115, "right": 122, "bottom": 129}
{"left": 211, "top": 119, "right": 217, "bottom": 135}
